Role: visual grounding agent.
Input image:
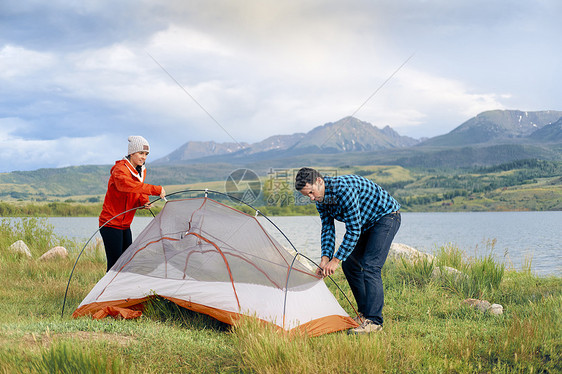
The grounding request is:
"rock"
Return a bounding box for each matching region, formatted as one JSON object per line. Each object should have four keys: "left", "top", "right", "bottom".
{"left": 489, "top": 304, "right": 504, "bottom": 315}
{"left": 39, "top": 246, "right": 68, "bottom": 261}
{"left": 476, "top": 300, "right": 491, "bottom": 312}
{"left": 463, "top": 298, "right": 488, "bottom": 312}
{"left": 432, "top": 265, "right": 467, "bottom": 280}
{"left": 463, "top": 298, "right": 503, "bottom": 315}
{"left": 388, "top": 244, "right": 468, "bottom": 279}
{"left": 389, "top": 243, "right": 434, "bottom": 262}
{"left": 9, "top": 240, "right": 32, "bottom": 258}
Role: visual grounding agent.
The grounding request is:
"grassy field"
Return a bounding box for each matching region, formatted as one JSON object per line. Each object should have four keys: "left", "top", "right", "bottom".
{"left": 0, "top": 218, "right": 561, "bottom": 373}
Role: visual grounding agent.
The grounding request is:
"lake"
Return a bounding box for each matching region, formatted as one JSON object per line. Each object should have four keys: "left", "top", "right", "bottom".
{"left": 43, "top": 211, "right": 561, "bottom": 277}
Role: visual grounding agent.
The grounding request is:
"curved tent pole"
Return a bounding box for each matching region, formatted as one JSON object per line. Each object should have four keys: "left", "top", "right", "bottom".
{"left": 62, "top": 189, "right": 358, "bottom": 321}
{"left": 61, "top": 190, "right": 237, "bottom": 318}
{"left": 166, "top": 189, "right": 360, "bottom": 320}
{"left": 165, "top": 189, "right": 301, "bottom": 254}
{"left": 165, "top": 190, "right": 360, "bottom": 321}
{"left": 282, "top": 250, "right": 360, "bottom": 327}
{"left": 61, "top": 205, "right": 156, "bottom": 318}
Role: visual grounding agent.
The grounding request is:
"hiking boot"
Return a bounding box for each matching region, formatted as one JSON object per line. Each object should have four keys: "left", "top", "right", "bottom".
{"left": 348, "top": 319, "right": 383, "bottom": 335}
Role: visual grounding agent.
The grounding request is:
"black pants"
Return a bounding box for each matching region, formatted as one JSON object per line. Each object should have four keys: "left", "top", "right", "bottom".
{"left": 100, "top": 226, "right": 132, "bottom": 272}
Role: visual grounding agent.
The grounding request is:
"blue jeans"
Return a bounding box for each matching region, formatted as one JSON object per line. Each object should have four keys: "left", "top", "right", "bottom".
{"left": 342, "top": 212, "right": 401, "bottom": 325}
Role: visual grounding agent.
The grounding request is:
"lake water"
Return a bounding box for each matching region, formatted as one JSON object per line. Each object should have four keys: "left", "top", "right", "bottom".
{"left": 42, "top": 211, "right": 561, "bottom": 277}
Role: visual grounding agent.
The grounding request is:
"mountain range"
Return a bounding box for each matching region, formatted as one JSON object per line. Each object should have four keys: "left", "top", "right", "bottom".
{"left": 420, "top": 110, "right": 562, "bottom": 147}
{"left": 153, "top": 110, "right": 562, "bottom": 165}
{"left": 153, "top": 117, "right": 421, "bottom": 164}
{"left": 1, "top": 109, "right": 561, "bottom": 200}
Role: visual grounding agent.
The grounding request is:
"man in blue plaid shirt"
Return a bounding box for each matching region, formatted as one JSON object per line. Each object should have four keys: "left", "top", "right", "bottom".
{"left": 295, "top": 167, "right": 401, "bottom": 334}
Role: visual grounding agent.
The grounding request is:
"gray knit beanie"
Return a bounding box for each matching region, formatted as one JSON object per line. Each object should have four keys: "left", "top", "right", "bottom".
{"left": 128, "top": 135, "right": 150, "bottom": 155}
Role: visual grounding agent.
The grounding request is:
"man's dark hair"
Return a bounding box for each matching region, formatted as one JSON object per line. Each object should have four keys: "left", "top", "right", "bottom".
{"left": 295, "top": 167, "right": 323, "bottom": 191}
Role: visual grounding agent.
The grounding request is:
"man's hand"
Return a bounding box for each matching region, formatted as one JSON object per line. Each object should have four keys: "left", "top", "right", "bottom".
{"left": 316, "top": 256, "right": 329, "bottom": 277}
{"left": 316, "top": 256, "right": 340, "bottom": 278}
{"left": 322, "top": 258, "right": 341, "bottom": 277}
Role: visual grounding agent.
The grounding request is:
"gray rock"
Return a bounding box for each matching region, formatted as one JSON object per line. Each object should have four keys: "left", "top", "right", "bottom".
{"left": 463, "top": 298, "right": 503, "bottom": 315}
{"left": 9, "top": 240, "right": 32, "bottom": 258}
{"left": 489, "top": 303, "right": 504, "bottom": 315}
{"left": 476, "top": 300, "right": 492, "bottom": 312}
{"left": 432, "top": 265, "right": 467, "bottom": 280}
{"left": 389, "top": 243, "right": 434, "bottom": 262}
{"left": 389, "top": 244, "right": 468, "bottom": 279}
{"left": 39, "top": 246, "right": 68, "bottom": 261}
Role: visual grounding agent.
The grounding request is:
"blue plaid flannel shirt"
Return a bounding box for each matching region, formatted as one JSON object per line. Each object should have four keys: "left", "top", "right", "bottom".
{"left": 316, "top": 175, "right": 400, "bottom": 261}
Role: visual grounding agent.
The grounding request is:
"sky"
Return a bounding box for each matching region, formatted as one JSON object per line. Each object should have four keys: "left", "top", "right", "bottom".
{"left": 1, "top": 0, "right": 561, "bottom": 173}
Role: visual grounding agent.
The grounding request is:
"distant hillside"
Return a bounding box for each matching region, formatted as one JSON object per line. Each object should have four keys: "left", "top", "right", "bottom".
{"left": 528, "top": 117, "right": 562, "bottom": 142}
{"left": 419, "top": 110, "right": 562, "bottom": 147}
{"left": 0, "top": 165, "right": 110, "bottom": 199}
{"left": 153, "top": 116, "right": 419, "bottom": 164}
{"left": 154, "top": 141, "right": 249, "bottom": 163}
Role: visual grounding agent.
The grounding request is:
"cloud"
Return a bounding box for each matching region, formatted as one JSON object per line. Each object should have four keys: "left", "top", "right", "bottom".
{"left": 373, "top": 67, "right": 508, "bottom": 136}
{"left": 0, "top": 118, "right": 120, "bottom": 171}
{"left": 0, "top": 0, "right": 561, "bottom": 172}
{"left": 0, "top": 45, "right": 56, "bottom": 80}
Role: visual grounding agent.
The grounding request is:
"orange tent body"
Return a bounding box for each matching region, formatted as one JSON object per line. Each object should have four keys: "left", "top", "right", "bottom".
{"left": 73, "top": 197, "right": 357, "bottom": 336}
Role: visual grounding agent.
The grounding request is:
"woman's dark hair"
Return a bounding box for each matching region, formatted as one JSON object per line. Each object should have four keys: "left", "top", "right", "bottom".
{"left": 125, "top": 155, "right": 144, "bottom": 175}
{"left": 295, "top": 167, "right": 323, "bottom": 191}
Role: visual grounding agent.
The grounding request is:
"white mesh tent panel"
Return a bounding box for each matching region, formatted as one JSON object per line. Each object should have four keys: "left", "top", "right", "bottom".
{"left": 74, "top": 197, "right": 357, "bottom": 335}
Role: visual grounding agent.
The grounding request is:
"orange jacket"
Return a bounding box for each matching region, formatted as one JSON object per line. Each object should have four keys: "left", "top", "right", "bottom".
{"left": 99, "top": 159, "right": 162, "bottom": 229}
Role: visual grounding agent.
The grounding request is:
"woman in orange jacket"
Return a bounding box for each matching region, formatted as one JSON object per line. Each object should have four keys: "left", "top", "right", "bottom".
{"left": 99, "top": 135, "right": 166, "bottom": 271}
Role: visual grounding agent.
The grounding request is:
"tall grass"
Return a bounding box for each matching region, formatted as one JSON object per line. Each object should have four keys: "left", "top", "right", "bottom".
{"left": 394, "top": 242, "right": 506, "bottom": 299}
{"left": 1, "top": 217, "right": 55, "bottom": 256}
{"left": 435, "top": 242, "right": 465, "bottom": 269}
{"left": 0, "top": 341, "right": 131, "bottom": 374}
{"left": 396, "top": 256, "right": 435, "bottom": 287}
{"left": 432, "top": 243, "right": 505, "bottom": 299}
{"left": 0, "top": 217, "right": 81, "bottom": 258}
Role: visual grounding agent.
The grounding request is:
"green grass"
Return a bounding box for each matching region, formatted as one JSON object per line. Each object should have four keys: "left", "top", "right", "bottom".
{"left": 1, "top": 218, "right": 560, "bottom": 373}
{"left": 0, "top": 340, "right": 132, "bottom": 374}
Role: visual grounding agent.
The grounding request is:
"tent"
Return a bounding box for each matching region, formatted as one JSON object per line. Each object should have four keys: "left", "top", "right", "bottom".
{"left": 73, "top": 197, "right": 357, "bottom": 336}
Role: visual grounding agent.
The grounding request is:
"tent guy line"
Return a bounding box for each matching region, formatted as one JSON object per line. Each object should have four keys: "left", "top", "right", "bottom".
{"left": 318, "top": 52, "right": 416, "bottom": 148}
{"left": 61, "top": 203, "right": 150, "bottom": 318}
{"left": 284, "top": 53, "right": 415, "bottom": 243}
{"left": 147, "top": 50, "right": 414, "bottom": 155}
{"left": 146, "top": 51, "right": 247, "bottom": 150}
